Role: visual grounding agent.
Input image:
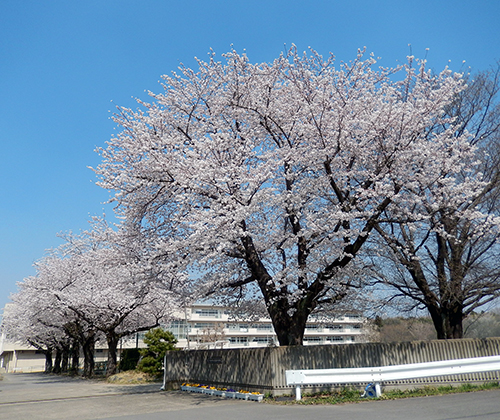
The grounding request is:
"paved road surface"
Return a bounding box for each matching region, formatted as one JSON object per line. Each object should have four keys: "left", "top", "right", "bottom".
{"left": 1, "top": 373, "right": 499, "bottom": 420}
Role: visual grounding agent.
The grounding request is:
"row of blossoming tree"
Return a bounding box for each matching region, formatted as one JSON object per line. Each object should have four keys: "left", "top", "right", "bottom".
{"left": 4, "top": 48, "right": 500, "bottom": 372}
{"left": 3, "top": 220, "right": 179, "bottom": 376}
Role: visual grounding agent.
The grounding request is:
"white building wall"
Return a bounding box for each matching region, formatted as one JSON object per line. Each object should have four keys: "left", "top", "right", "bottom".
{"left": 167, "top": 304, "right": 367, "bottom": 349}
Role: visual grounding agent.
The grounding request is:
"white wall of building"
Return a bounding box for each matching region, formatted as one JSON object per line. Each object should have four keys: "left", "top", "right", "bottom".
{"left": 166, "top": 304, "right": 367, "bottom": 350}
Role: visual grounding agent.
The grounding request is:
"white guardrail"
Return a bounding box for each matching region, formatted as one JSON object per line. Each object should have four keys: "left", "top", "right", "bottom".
{"left": 286, "top": 355, "right": 500, "bottom": 400}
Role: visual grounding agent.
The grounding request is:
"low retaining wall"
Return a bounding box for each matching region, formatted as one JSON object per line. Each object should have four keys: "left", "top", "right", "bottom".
{"left": 164, "top": 338, "right": 500, "bottom": 396}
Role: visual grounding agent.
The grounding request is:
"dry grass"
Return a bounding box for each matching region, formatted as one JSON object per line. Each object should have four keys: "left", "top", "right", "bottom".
{"left": 106, "top": 370, "right": 157, "bottom": 384}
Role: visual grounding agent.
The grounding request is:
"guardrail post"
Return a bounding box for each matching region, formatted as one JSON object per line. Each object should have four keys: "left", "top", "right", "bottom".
{"left": 295, "top": 385, "right": 302, "bottom": 401}
{"left": 375, "top": 382, "right": 381, "bottom": 398}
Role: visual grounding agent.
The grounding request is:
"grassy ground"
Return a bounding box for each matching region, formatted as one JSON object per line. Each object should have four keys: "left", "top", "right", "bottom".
{"left": 265, "top": 382, "right": 500, "bottom": 405}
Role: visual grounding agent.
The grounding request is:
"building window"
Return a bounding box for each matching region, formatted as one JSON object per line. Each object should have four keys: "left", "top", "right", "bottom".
{"left": 327, "top": 336, "right": 344, "bottom": 342}
{"left": 252, "top": 323, "right": 273, "bottom": 330}
{"left": 194, "top": 322, "right": 214, "bottom": 329}
{"left": 325, "top": 324, "right": 343, "bottom": 330}
{"left": 167, "top": 320, "right": 190, "bottom": 339}
{"left": 228, "top": 337, "right": 249, "bottom": 344}
{"left": 195, "top": 309, "right": 220, "bottom": 318}
{"left": 303, "top": 336, "right": 322, "bottom": 342}
{"left": 252, "top": 337, "right": 273, "bottom": 343}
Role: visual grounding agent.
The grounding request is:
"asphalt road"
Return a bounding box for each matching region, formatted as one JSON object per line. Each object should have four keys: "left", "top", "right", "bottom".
{"left": 1, "top": 373, "right": 499, "bottom": 420}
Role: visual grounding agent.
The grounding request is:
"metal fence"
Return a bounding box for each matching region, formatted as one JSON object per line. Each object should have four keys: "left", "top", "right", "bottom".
{"left": 163, "top": 338, "right": 500, "bottom": 395}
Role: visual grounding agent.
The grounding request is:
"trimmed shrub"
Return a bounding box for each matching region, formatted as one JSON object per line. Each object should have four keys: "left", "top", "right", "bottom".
{"left": 137, "top": 328, "right": 177, "bottom": 375}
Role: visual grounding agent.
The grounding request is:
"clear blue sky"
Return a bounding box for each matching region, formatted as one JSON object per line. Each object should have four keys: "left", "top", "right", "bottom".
{"left": 1, "top": 0, "right": 499, "bottom": 312}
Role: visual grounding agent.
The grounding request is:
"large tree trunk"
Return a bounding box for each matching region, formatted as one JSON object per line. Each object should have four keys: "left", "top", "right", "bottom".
{"left": 106, "top": 334, "right": 120, "bottom": 377}
{"left": 53, "top": 348, "right": 62, "bottom": 374}
{"left": 70, "top": 341, "right": 80, "bottom": 375}
{"left": 61, "top": 344, "right": 69, "bottom": 373}
{"left": 426, "top": 302, "right": 464, "bottom": 339}
{"left": 280, "top": 315, "right": 308, "bottom": 346}
{"left": 82, "top": 335, "right": 95, "bottom": 378}
{"left": 257, "top": 285, "right": 312, "bottom": 346}
{"left": 44, "top": 348, "right": 53, "bottom": 373}
{"left": 267, "top": 299, "right": 309, "bottom": 346}
{"left": 447, "top": 317, "right": 464, "bottom": 339}
{"left": 444, "top": 302, "right": 464, "bottom": 339}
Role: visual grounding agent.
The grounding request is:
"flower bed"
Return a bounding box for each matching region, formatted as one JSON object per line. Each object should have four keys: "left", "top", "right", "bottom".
{"left": 181, "top": 383, "right": 264, "bottom": 402}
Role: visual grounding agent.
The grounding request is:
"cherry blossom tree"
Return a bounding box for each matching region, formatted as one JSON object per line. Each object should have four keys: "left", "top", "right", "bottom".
{"left": 370, "top": 65, "right": 500, "bottom": 339}
{"left": 95, "top": 47, "right": 484, "bottom": 345}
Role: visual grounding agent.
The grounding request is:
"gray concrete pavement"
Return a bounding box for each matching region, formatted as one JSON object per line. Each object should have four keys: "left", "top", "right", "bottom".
{"left": 0, "top": 373, "right": 242, "bottom": 420}
{"left": 0, "top": 371, "right": 161, "bottom": 404}
{"left": 1, "top": 373, "right": 499, "bottom": 420}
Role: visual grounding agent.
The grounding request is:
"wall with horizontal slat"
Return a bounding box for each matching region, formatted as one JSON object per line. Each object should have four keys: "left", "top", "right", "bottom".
{"left": 163, "top": 338, "right": 500, "bottom": 395}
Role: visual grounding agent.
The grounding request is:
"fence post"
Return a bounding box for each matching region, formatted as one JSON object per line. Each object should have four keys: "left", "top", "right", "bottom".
{"left": 295, "top": 385, "right": 302, "bottom": 401}
{"left": 160, "top": 354, "right": 167, "bottom": 390}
